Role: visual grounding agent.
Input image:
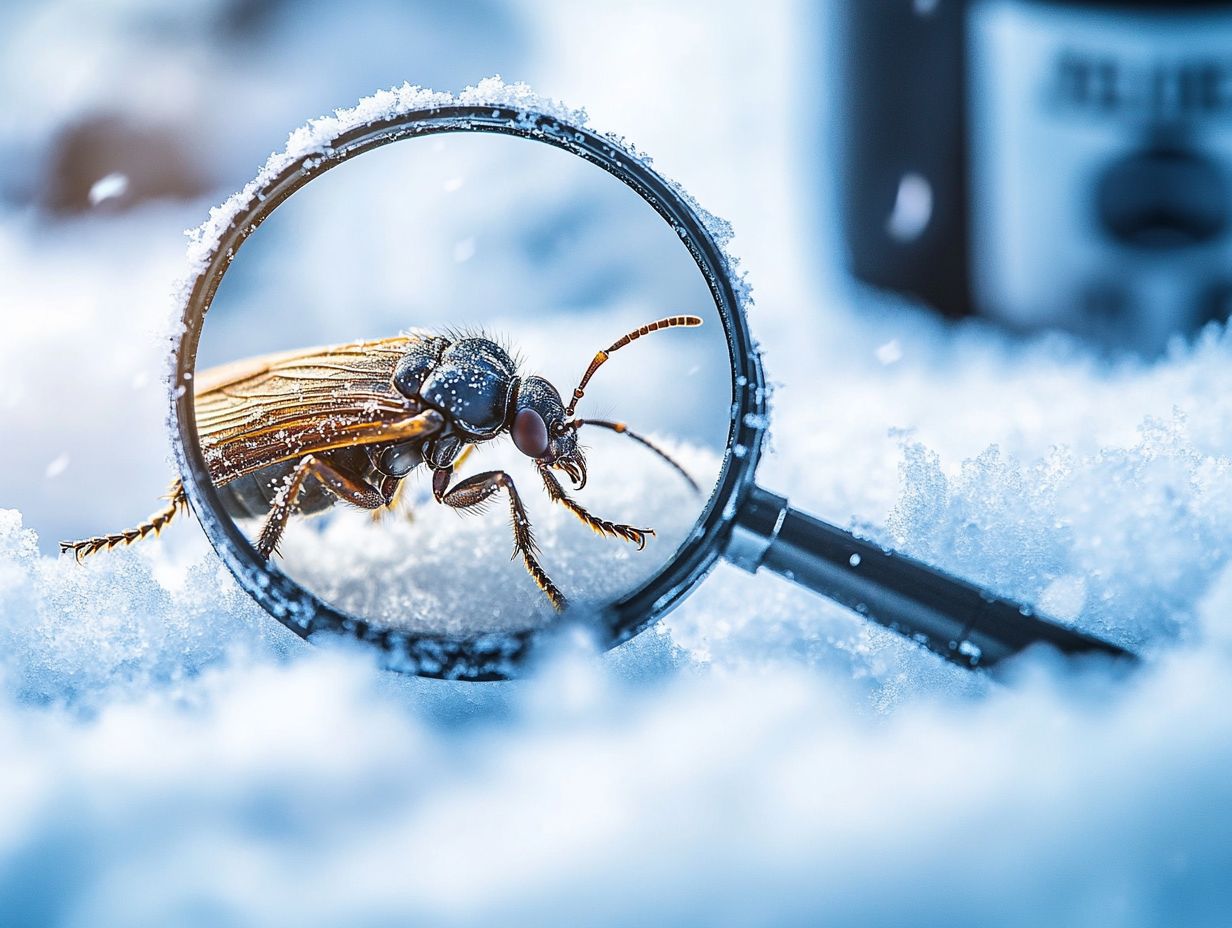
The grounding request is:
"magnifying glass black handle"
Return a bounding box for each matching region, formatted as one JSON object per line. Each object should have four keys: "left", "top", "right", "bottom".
{"left": 729, "top": 487, "right": 1138, "bottom": 671}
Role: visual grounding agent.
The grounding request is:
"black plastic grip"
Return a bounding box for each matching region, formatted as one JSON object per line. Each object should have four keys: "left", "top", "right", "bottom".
{"left": 756, "top": 505, "right": 1136, "bottom": 670}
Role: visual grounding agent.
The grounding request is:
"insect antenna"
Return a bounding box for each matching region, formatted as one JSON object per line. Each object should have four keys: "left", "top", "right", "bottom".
{"left": 563, "top": 315, "right": 702, "bottom": 417}
{"left": 571, "top": 419, "right": 701, "bottom": 494}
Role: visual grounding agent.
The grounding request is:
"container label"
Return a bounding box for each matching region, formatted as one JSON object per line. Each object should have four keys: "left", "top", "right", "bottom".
{"left": 967, "top": 0, "right": 1232, "bottom": 350}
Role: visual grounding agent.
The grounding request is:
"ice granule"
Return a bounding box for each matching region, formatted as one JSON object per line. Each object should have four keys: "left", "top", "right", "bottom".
{"left": 887, "top": 407, "right": 1232, "bottom": 652}
{"left": 0, "top": 511, "right": 284, "bottom": 712}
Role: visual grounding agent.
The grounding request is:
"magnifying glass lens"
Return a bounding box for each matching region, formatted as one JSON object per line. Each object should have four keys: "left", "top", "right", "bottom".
{"left": 197, "top": 132, "right": 732, "bottom": 638}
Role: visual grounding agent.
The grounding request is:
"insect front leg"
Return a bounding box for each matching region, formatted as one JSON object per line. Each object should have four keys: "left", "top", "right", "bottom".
{"left": 569, "top": 419, "right": 700, "bottom": 493}
{"left": 257, "top": 454, "right": 390, "bottom": 558}
{"left": 434, "top": 468, "right": 566, "bottom": 611}
{"left": 536, "top": 463, "right": 653, "bottom": 549}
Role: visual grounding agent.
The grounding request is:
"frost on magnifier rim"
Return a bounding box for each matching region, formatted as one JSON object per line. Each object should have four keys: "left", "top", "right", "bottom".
{"left": 176, "top": 76, "right": 747, "bottom": 311}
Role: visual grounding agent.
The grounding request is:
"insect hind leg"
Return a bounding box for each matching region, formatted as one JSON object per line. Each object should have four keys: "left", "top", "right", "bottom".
{"left": 60, "top": 480, "right": 188, "bottom": 562}
{"left": 256, "top": 454, "right": 388, "bottom": 558}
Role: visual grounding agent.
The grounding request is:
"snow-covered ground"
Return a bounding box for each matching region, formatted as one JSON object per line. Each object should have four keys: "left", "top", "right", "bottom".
{"left": 2, "top": 2, "right": 1231, "bottom": 925}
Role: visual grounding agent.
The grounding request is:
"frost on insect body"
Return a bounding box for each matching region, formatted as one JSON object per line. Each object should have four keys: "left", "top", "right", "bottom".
{"left": 61, "top": 316, "right": 704, "bottom": 610}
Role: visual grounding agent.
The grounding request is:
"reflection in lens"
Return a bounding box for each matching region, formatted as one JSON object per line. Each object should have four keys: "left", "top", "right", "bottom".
{"left": 196, "top": 132, "right": 732, "bottom": 636}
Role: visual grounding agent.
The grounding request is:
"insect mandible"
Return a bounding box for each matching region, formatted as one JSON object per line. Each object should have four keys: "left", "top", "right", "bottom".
{"left": 61, "top": 315, "right": 704, "bottom": 609}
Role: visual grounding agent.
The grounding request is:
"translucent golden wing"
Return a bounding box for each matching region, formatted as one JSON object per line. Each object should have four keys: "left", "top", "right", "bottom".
{"left": 194, "top": 335, "right": 426, "bottom": 485}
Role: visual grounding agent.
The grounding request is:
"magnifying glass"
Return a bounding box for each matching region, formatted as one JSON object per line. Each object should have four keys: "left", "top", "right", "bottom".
{"left": 69, "top": 86, "right": 1136, "bottom": 679}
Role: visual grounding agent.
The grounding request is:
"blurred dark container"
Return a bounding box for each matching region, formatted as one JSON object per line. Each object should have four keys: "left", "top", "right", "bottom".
{"left": 835, "top": 0, "right": 1232, "bottom": 353}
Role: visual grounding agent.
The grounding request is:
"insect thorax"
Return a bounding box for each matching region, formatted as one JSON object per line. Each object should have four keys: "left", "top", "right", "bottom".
{"left": 393, "top": 335, "right": 520, "bottom": 441}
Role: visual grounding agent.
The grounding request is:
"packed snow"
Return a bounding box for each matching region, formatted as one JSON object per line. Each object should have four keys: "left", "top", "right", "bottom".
{"left": 1, "top": 3, "right": 1231, "bottom": 926}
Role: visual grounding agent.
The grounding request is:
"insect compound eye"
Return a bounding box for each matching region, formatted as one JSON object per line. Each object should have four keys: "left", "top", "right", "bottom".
{"left": 512, "top": 407, "right": 550, "bottom": 458}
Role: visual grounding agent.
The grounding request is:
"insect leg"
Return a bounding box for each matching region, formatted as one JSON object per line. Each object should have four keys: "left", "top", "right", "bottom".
{"left": 60, "top": 479, "right": 188, "bottom": 562}
{"left": 437, "top": 469, "right": 566, "bottom": 611}
{"left": 375, "top": 442, "right": 475, "bottom": 524}
{"left": 536, "top": 463, "right": 653, "bottom": 550}
{"left": 371, "top": 475, "right": 410, "bottom": 524}
{"left": 256, "top": 455, "right": 388, "bottom": 558}
{"left": 378, "top": 408, "right": 445, "bottom": 442}
{"left": 451, "top": 444, "right": 475, "bottom": 473}
{"left": 569, "top": 419, "right": 700, "bottom": 494}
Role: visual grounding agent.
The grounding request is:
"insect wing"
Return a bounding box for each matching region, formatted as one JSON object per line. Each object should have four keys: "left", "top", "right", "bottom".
{"left": 194, "top": 336, "right": 424, "bottom": 485}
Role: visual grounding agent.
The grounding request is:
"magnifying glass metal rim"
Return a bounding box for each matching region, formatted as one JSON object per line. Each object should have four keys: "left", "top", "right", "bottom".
{"left": 171, "top": 100, "right": 768, "bottom": 681}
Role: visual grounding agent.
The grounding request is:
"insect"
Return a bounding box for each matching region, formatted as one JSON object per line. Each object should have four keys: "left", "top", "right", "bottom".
{"left": 61, "top": 315, "right": 704, "bottom": 609}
